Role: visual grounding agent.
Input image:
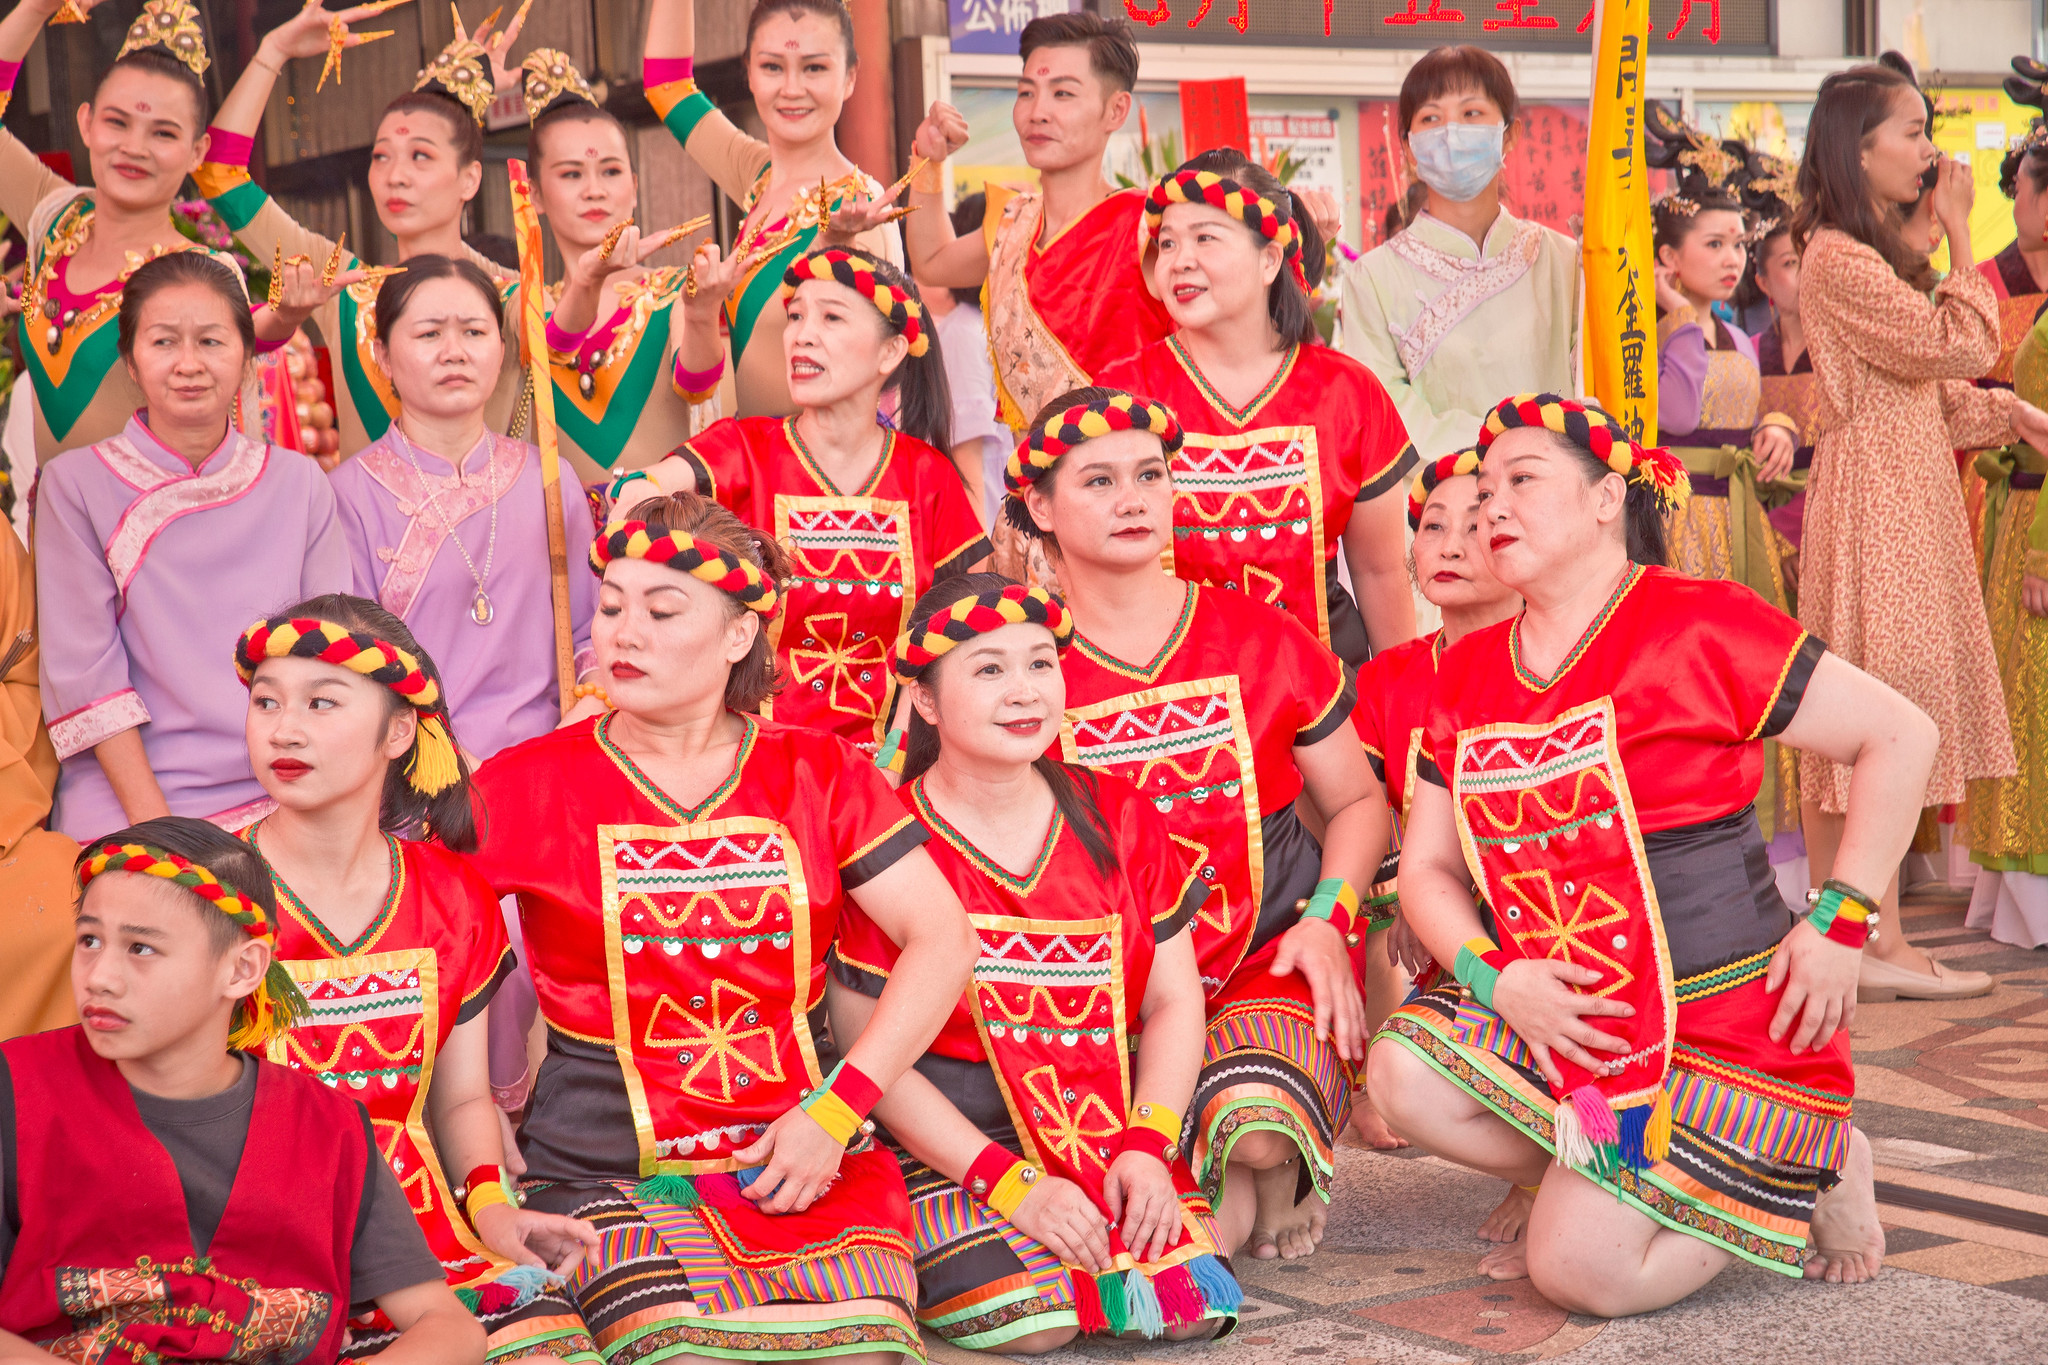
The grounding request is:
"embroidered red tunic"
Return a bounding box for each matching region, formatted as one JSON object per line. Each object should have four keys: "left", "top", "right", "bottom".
{"left": 1419, "top": 566, "right": 1852, "bottom": 1165}
{"left": 0, "top": 1027, "right": 367, "bottom": 1364}
{"left": 260, "top": 833, "right": 514, "bottom": 1291}
{"left": 1352, "top": 630, "right": 1444, "bottom": 826}
{"left": 1055, "top": 585, "right": 1354, "bottom": 995}
{"left": 679, "top": 416, "right": 992, "bottom": 749}
{"left": 1098, "top": 340, "right": 1416, "bottom": 665}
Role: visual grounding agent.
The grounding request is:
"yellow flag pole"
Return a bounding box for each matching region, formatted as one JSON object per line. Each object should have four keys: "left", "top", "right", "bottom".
{"left": 508, "top": 158, "right": 576, "bottom": 716}
{"left": 1584, "top": 0, "right": 1658, "bottom": 446}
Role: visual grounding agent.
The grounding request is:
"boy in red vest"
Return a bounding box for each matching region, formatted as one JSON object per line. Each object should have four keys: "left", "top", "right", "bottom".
{"left": 0, "top": 817, "right": 484, "bottom": 1365}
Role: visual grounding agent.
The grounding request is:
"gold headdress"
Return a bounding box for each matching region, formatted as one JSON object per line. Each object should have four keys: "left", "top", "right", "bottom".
{"left": 1677, "top": 128, "right": 1743, "bottom": 190}
{"left": 118, "top": 0, "right": 210, "bottom": 78}
{"left": 521, "top": 48, "right": 596, "bottom": 124}
{"left": 414, "top": 3, "right": 494, "bottom": 127}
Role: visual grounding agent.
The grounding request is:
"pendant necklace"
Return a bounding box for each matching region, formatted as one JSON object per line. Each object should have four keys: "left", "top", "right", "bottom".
{"left": 394, "top": 424, "right": 502, "bottom": 625}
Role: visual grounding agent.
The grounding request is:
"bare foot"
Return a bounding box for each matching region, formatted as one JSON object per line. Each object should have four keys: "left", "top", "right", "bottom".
{"left": 1478, "top": 1238, "right": 1529, "bottom": 1280}
{"left": 1478, "top": 1183, "right": 1536, "bottom": 1243}
{"left": 1247, "top": 1159, "right": 1326, "bottom": 1259}
{"left": 1343, "top": 1092, "right": 1410, "bottom": 1151}
{"left": 1804, "top": 1127, "right": 1885, "bottom": 1284}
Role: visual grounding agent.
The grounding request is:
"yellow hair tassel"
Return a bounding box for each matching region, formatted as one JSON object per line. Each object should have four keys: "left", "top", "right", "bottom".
{"left": 1644, "top": 1085, "right": 1674, "bottom": 1163}
{"left": 406, "top": 713, "right": 462, "bottom": 796}
{"left": 227, "top": 966, "right": 309, "bottom": 1050}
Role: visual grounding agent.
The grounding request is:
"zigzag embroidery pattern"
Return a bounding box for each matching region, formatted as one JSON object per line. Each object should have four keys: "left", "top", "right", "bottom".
{"left": 1072, "top": 696, "right": 1236, "bottom": 767}
{"left": 621, "top": 884, "right": 792, "bottom": 936}
{"left": 1173, "top": 438, "right": 1311, "bottom": 492}
{"left": 1459, "top": 766, "right": 1617, "bottom": 836}
{"left": 1458, "top": 711, "right": 1608, "bottom": 783}
{"left": 283, "top": 1018, "right": 426, "bottom": 1076}
{"left": 975, "top": 982, "right": 1113, "bottom": 1027}
{"left": 294, "top": 975, "right": 424, "bottom": 1027}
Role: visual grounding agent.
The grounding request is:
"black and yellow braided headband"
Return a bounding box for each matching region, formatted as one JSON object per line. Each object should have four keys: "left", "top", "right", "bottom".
{"left": 892, "top": 584, "right": 1073, "bottom": 683}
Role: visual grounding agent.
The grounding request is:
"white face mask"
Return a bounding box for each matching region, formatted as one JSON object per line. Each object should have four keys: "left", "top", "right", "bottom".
{"left": 1409, "top": 122, "right": 1507, "bottom": 203}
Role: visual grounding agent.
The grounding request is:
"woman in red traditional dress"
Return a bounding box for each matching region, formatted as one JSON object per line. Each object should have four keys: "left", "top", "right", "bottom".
{"left": 1006, "top": 387, "right": 1387, "bottom": 1261}
{"left": 466, "top": 490, "right": 975, "bottom": 1363}
{"left": 1369, "top": 394, "right": 1934, "bottom": 1315}
{"left": 615, "top": 247, "right": 989, "bottom": 755}
{"left": 235, "top": 594, "right": 602, "bottom": 1363}
{"left": 1099, "top": 152, "right": 1417, "bottom": 666}
{"left": 1345, "top": 453, "right": 1519, "bottom": 1163}
{"left": 830, "top": 577, "right": 1241, "bottom": 1351}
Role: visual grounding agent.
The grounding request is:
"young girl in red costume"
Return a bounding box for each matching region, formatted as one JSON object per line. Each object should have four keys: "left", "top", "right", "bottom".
{"left": 1100, "top": 151, "right": 1417, "bottom": 664}
{"left": 1369, "top": 393, "right": 1930, "bottom": 1315}
{"left": 1006, "top": 387, "right": 1388, "bottom": 1261}
{"left": 831, "top": 577, "right": 1240, "bottom": 1351}
{"left": 614, "top": 248, "right": 989, "bottom": 754}
{"left": 1345, "top": 452, "right": 1519, "bottom": 1161}
{"left": 235, "top": 595, "right": 601, "bottom": 1362}
{"left": 0, "top": 816, "right": 481, "bottom": 1364}
{"left": 466, "top": 491, "right": 976, "bottom": 1363}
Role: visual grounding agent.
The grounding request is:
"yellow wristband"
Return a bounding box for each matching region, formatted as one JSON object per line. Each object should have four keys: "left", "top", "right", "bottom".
{"left": 464, "top": 1180, "right": 512, "bottom": 1223}
{"left": 802, "top": 1087, "right": 865, "bottom": 1146}
{"left": 985, "top": 1160, "right": 1041, "bottom": 1219}
{"left": 1130, "top": 1102, "right": 1183, "bottom": 1148}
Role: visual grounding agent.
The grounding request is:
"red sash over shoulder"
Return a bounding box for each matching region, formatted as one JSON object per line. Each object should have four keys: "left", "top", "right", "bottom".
{"left": 0, "top": 1027, "right": 367, "bottom": 1364}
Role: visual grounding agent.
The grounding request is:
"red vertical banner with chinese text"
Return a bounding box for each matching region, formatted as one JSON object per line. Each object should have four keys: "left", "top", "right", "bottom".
{"left": 1583, "top": 0, "right": 1656, "bottom": 444}
{"left": 1180, "top": 77, "right": 1251, "bottom": 156}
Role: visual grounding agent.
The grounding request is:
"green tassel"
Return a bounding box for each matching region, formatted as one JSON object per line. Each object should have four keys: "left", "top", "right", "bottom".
{"left": 633, "top": 1173, "right": 701, "bottom": 1209}
{"left": 1096, "top": 1270, "right": 1128, "bottom": 1335}
{"left": 454, "top": 1287, "right": 482, "bottom": 1313}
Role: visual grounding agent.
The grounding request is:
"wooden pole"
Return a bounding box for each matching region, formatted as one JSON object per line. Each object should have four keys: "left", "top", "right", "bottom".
{"left": 508, "top": 158, "right": 576, "bottom": 716}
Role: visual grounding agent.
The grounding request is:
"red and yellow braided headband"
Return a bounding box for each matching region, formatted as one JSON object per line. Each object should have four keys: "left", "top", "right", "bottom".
{"left": 78, "top": 842, "right": 308, "bottom": 1049}
{"left": 781, "top": 248, "right": 929, "bottom": 357}
{"left": 1477, "top": 393, "right": 1691, "bottom": 511}
{"left": 892, "top": 584, "right": 1073, "bottom": 683}
{"left": 1005, "top": 391, "right": 1185, "bottom": 495}
{"left": 590, "top": 521, "right": 781, "bottom": 616}
{"left": 1408, "top": 447, "right": 1484, "bottom": 530}
{"left": 235, "top": 617, "right": 462, "bottom": 797}
{"left": 1141, "top": 168, "right": 1307, "bottom": 291}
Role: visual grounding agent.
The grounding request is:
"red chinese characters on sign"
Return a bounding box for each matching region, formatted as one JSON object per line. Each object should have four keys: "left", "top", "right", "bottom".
{"left": 1129, "top": 0, "right": 1727, "bottom": 44}
{"left": 1486, "top": 0, "right": 1557, "bottom": 28}
{"left": 1386, "top": 1, "right": 1466, "bottom": 21}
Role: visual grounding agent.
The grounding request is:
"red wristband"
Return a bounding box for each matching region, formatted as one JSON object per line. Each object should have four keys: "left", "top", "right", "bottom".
{"left": 831, "top": 1061, "right": 884, "bottom": 1117}
{"left": 965, "top": 1142, "right": 1022, "bottom": 1199}
{"left": 1118, "top": 1126, "right": 1175, "bottom": 1164}
{"left": 461, "top": 1163, "right": 501, "bottom": 1197}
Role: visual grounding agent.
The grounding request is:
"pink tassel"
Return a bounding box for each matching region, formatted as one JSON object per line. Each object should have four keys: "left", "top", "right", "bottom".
{"left": 692, "top": 1173, "right": 746, "bottom": 1208}
{"left": 1571, "top": 1086, "right": 1619, "bottom": 1144}
{"left": 1151, "top": 1263, "right": 1207, "bottom": 1329}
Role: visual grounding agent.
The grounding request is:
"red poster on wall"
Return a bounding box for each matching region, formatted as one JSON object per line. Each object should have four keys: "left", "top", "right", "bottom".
{"left": 1181, "top": 78, "right": 1252, "bottom": 156}
{"left": 1357, "top": 99, "right": 1592, "bottom": 246}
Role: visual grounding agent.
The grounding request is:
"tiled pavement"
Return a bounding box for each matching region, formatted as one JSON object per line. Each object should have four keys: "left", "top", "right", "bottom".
{"left": 926, "top": 886, "right": 2048, "bottom": 1365}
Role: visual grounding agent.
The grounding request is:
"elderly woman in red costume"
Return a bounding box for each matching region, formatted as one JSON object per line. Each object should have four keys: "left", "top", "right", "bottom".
{"left": 466, "top": 490, "right": 975, "bottom": 1362}
{"left": 1368, "top": 394, "right": 1935, "bottom": 1315}
{"left": 234, "top": 595, "right": 602, "bottom": 1362}
{"left": 830, "top": 577, "right": 1240, "bottom": 1351}
{"left": 1007, "top": 386, "right": 1388, "bottom": 1261}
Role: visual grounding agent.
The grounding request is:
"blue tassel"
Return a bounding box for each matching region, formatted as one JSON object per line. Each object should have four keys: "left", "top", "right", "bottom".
{"left": 1124, "top": 1263, "right": 1165, "bottom": 1338}
{"left": 492, "top": 1263, "right": 555, "bottom": 1310}
{"left": 1617, "top": 1103, "right": 1653, "bottom": 1173}
{"left": 734, "top": 1165, "right": 770, "bottom": 1189}
{"left": 1186, "top": 1254, "right": 1243, "bottom": 1314}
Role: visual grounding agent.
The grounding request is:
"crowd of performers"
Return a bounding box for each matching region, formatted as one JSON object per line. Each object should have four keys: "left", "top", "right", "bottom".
{"left": 1, "top": 2, "right": 2045, "bottom": 1363}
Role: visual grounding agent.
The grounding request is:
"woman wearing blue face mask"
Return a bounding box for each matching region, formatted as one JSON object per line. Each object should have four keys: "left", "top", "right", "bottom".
{"left": 1340, "top": 47, "right": 1581, "bottom": 462}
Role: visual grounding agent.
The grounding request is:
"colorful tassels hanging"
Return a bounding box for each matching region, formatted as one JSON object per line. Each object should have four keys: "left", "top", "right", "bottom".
{"left": 1552, "top": 1085, "right": 1620, "bottom": 1171}
{"left": 1070, "top": 1266, "right": 1108, "bottom": 1333}
{"left": 1150, "top": 1262, "right": 1207, "bottom": 1329}
{"left": 1124, "top": 1263, "right": 1165, "bottom": 1338}
{"left": 1186, "top": 1253, "right": 1243, "bottom": 1313}
{"left": 631, "top": 1173, "right": 702, "bottom": 1210}
{"left": 1095, "top": 1271, "right": 1129, "bottom": 1335}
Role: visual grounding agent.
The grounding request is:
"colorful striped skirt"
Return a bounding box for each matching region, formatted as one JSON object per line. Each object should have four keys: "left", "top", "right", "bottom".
{"left": 522, "top": 1147, "right": 923, "bottom": 1363}
{"left": 898, "top": 1156, "right": 1238, "bottom": 1349}
{"left": 340, "top": 1272, "right": 599, "bottom": 1361}
{"left": 1192, "top": 942, "right": 1359, "bottom": 1207}
{"left": 1378, "top": 949, "right": 1854, "bottom": 1278}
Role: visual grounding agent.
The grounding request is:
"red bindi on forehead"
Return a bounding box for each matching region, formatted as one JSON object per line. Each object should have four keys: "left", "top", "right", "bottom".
{"left": 395, "top": 124, "right": 410, "bottom": 135}
{"left": 135, "top": 100, "right": 151, "bottom": 111}
{"left": 1034, "top": 66, "right": 1050, "bottom": 76}
{"left": 585, "top": 147, "right": 599, "bottom": 157}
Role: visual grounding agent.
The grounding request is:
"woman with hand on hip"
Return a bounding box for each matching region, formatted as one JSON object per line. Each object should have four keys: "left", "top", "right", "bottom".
{"left": 1371, "top": 394, "right": 1931, "bottom": 1312}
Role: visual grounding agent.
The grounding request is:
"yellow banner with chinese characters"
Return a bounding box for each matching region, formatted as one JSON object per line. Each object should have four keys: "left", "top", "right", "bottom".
{"left": 1582, "top": 0, "right": 1656, "bottom": 446}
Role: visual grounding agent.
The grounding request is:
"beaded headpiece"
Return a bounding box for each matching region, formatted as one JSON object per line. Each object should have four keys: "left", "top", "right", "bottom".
{"left": 590, "top": 521, "right": 780, "bottom": 616}
{"left": 413, "top": 3, "right": 494, "bottom": 127}
{"left": 1478, "top": 393, "right": 1691, "bottom": 511}
{"left": 780, "top": 248, "right": 929, "bottom": 357}
{"left": 1141, "top": 167, "right": 1306, "bottom": 290}
{"left": 893, "top": 584, "right": 1072, "bottom": 684}
{"left": 234, "top": 617, "right": 463, "bottom": 796}
{"left": 1408, "top": 447, "right": 1484, "bottom": 530}
{"left": 1005, "top": 391, "right": 1184, "bottom": 495}
{"left": 521, "top": 47, "right": 597, "bottom": 124}
{"left": 78, "top": 842, "right": 309, "bottom": 1048}
{"left": 118, "top": 0, "right": 210, "bottom": 78}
